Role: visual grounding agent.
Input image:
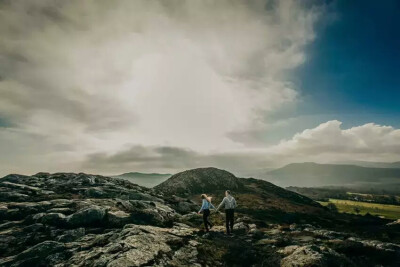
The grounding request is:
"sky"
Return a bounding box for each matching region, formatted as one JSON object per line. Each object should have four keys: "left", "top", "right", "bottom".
{"left": 0, "top": 0, "right": 399, "bottom": 177}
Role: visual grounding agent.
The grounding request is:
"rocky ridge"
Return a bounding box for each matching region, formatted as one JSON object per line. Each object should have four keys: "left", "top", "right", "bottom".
{"left": 0, "top": 171, "right": 400, "bottom": 266}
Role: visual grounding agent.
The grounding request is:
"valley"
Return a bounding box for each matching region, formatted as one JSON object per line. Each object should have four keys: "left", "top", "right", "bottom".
{"left": 318, "top": 199, "right": 400, "bottom": 220}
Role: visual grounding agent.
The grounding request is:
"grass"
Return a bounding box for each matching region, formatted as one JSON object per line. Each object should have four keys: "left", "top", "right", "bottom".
{"left": 318, "top": 198, "right": 400, "bottom": 220}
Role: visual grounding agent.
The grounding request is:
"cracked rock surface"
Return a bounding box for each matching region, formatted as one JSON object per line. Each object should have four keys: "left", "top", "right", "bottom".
{"left": 1, "top": 171, "right": 400, "bottom": 266}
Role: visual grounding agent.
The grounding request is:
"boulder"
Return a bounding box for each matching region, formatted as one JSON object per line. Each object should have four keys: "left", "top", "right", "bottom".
{"left": 176, "top": 201, "right": 196, "bottom": 214}
{"left": 11, "top": 241, "right": 65, "bottom": 266}
{"left": 65, "top": 206, "right": 107, "bottom": 227}
{"left": 387, "top": 219, "right": 400, "bottom": 226}
{"left": 290, "top": 223, "right": 299, "bottom": 231}
{"left": 56, "top": 228, "right": 85, "bottom": 242}
{"left": 280, "top": 245, "right": 352, "bottom": 267}
{"left": 115, "top": 200, "right": 178, "bottom": 226}
{"left": 107, "top": 210, "right": 131, "bottom": 227}
{"left": 278, "top": 245, "right": 301, "bottom": 256}
{"left": 40, "top": 213, "right": 66, "bottom": 226}
{"left": 311, "top": 229, "right": 349, "bottom": 240}
{"left": 256, "top": 238, "right": 279, "bottom": 245}
{"left": 85, "top": 187, "right": 107, "bottom": 198}
{"left": 233, "top": 222, "right": 249, "bottom": 234}
{"left": 65, "top": 224, "right": 197, "bottom": 267}
{"left": 0, "top": 192, "right": 29, "bottom": 201}
{"left": 248, "top": 228, "right": 264, "bottom": 239}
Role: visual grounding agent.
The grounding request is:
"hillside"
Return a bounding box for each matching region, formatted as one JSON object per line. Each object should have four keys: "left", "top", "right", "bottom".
{"left": 1, "top": 171, "right": 400, "bottom": 266}
{"left": 267, "top": 162, "right": 400, "bottom": 187}
{"left": 113, "top": 172, "right": 171, "bottom": 188}
{"left": 156, "top": 167, "right": 328, "bottom": 223}
{"left": 155, "top": 167, "right": 241, "bottom": 196}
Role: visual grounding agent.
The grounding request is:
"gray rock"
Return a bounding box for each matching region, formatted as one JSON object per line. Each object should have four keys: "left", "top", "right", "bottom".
{"left": 85, "top": 187, "right": 107, "bottom": 198}
{"left": 290, "top": 223, "right": 298, "bottom": 231}
{"left": 311, "top": 229, "right": 349, "bottom": 240}
{"left": 176, "top": 201, "right": 196, "bottom": 214}
{"left": 358, "top": 238, "right": 400, "bottom": 253}
{"left": 233, "top": 222, "right": 249, "bottom": 234}
{"left": 107, "top": 210, "right": 131, "bottom": 227}
{"left": 57, "top": 228, "right": 85, "bottom": 242}
{"left": 248, "top": 223, "right": 257, "bottom": 230}
{"left": 256, "top": 238, "right": 279, "bottom": 245}
{"left": 0, "top": 192, "right": 29, "bottom": 201}
{"left": 13, "top": 241, "right": 65, "bottom": 265}
{"left": 115, "top": 200, "right": 178, "bottom": 226}
{"left": 248, "top": 228, "right": 264, "bottom": 239}
{"left": 66, "top": 224, "right": 197, "bottom": 267}
{"left": 387, "top": 219, "right": 400, "bottom": 226}
{"left": 40, "top": 212, "right": 66, "bottom": 226}
{"left": 48, "top": 207, "right": 74, "bottom": 214}
{"left": 280, "top": 245, "right": 352, "bottom": 267}
{"left": 66, "top": 206, "right": 107, "bottom": 227}
{"left": 278, "top": 245, "right": 301, "bottom": 256}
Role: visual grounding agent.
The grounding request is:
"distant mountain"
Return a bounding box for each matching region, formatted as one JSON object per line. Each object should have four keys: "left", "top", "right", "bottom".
{"left": 331, "top": 160, "right": 400, "bottom": 169}
{"left": 391, "top": 161, "right": 400, "bottom": 168}
{"left": 113, "top": 172, "right": 171, "bottom": 188}
{"left": 267, "top": 162, "right": 400, "bottom": 187}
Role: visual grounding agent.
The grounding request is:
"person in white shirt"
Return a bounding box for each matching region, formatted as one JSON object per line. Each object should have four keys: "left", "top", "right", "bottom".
{"left": 216, "top": 190, "right": 237, "bottom": 235}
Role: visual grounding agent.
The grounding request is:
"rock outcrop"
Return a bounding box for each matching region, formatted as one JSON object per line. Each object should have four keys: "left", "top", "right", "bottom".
{"left": 155, "top": 167, "right": 241, "bottom": 196}
{"left": 1, "top": 171, "right": 400, "bottom": 266}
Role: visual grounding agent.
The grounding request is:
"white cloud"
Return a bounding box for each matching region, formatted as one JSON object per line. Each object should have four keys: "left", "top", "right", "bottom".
{"left": 1, "top": 1, "right": 399, "bottom": 177}
{"left": 83, "top": 144, "right": 271, "bottom": 176}
{"left": 0, "top": 0, "right": 322, "bottom": 175}
{"left": 81, "top": 121, "right": 400, "bottom": 176}
{"left": 269, "top": 120, "right": 400, "bottom": 163}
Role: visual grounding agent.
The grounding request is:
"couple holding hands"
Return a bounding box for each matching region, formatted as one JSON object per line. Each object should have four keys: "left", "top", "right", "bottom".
{"left": 197, "top": 190, "right": 237, "bottom": 235}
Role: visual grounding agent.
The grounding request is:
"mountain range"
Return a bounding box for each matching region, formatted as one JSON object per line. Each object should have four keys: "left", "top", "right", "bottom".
{"left": 112, "top": 162, "right": 400, "bottom": 191}
{"left": 266, "top": 162, "right": 400, "bottom": 188}
{"left": 331, "top": 161, "right": 400, "bottom": 169}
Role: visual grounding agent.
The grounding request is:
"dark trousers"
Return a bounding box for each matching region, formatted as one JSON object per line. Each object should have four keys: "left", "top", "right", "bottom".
{"left": 225, "top": 209, "right": 234, "bottom": 234}
{"left": 202, "top": 209, "right": 212, "bottom": 231}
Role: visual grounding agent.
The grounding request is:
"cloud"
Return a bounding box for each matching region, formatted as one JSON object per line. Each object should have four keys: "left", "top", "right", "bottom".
{"left": 81, "top": 121, "right": 400, "bottom": 176}
{"left": 83, "top": 144, "right": 271, "bottom": 175}
{"left": 269, "top": 120, "right": 400, "bottom": 162}
{"left": 0, "top": 0, "right": 323, "bottom": 175}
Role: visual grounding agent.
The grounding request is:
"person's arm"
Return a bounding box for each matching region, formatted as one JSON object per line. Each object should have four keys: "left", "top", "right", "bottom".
{"left": 198, "top": 199, "right": 206, "bottom": 213}
{"left": 210, "top": 202, "right": 216, "bottom": 210}
{"left": 233, "top": 198, "right": 237, "bottom": 208}
{"left": 216, "top": 197, "right": 226, "bottom": 212}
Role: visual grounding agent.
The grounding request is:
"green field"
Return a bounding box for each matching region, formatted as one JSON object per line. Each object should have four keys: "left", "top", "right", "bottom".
{"left": 318, "top": 198, "right": 400, "bottom": 220}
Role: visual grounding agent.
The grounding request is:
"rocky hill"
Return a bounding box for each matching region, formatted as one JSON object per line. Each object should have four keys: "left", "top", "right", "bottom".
{"left": 155, "top": 167, "right": 241, "bottom": 196}
{"left": 1, "top": 171, "right": 400, "bottom": 266}
{"left": 156, "top": 167, "right": 325, "bottom": 223}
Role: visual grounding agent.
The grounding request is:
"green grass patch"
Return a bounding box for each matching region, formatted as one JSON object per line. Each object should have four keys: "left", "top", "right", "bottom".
{"left": 319, "top": 198, "right": 400, "bottom": 220}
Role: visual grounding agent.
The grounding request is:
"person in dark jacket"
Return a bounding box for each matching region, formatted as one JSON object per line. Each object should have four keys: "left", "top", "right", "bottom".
{"left": 216, "top": 190, "right": 237, "bottom": 235}
{"left": 198, "top": 194, "right": 216, "bottom": 232}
